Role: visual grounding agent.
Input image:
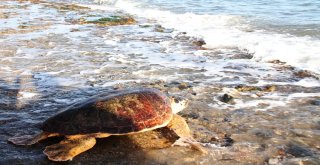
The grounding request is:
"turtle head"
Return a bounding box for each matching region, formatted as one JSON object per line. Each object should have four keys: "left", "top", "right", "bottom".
{"left": 169, "top": 96, "right": 189, "bottom": 114}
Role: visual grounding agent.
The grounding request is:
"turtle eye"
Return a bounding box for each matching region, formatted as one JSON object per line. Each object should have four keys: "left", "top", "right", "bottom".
{"left": 173, "top": 96, "right": 184, "bottom": 103}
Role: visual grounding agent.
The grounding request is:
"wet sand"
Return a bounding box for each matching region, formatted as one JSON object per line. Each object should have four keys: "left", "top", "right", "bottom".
{"left": 0, "top": 0, "right": 320, "bottom": 164}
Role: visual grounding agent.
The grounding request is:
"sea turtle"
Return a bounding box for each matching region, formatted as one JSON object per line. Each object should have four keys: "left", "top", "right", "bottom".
{"left": 8, "top": 88, "right": 206, "bottom": 161}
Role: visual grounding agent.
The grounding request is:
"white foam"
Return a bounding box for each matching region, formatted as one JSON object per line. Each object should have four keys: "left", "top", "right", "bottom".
{"left": 54, "top": 98, "right": 70, "bottom": 104}
{"left": 20, "top": 70, "right": 33, "bottom": 76}
{"left": 0, "top": 66, "right": 12, "bottom": 71}
{"left": 96, "top": 0, "right": 320, "bottom": 74}
{"left": 235, "top": 99, "right": 287, "bottom": 111}
{"left": 54, "top": 77, "right": 85, "bottom": 87}
{"left": 104, "top": 40, "right": 118, "bottom": 46}
{"left": 80, "top": 69, "right": 101, "bottom": 75}
{"left": 294, "top": 78, "right": 320, "bottom": 87}
{"left": 83, "top": 4, "right": 117, "bottom": 11}
{"left": 102, "top": 80, "right": 139, "bottom": 87}
{"left": 256, "top": 78, "right": 320, "bottom": 87}
{"left": 288, "top": 92, "right": 320, "bottom": 98}
{"left": 18, "top": 92, "right": 38, "bottom": 99}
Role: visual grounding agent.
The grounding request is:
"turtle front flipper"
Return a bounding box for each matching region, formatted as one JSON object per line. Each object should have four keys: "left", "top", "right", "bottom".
{"left": 43, "top": 135, "right": 97, "bottom": 161}
{"left": 167, "top": 114, "right": 208, "bottom": 154}
{"left": 8, "top": 131, "right": 58, "bottom": 146}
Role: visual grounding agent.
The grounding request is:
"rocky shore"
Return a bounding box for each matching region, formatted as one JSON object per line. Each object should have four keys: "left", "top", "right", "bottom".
{"left": 0, "top": 0, "right": 319, "bottom": 164}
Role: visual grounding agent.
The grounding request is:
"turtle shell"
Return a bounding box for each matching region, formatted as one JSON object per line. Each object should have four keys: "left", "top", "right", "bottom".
{"left": 41, "top": 88, "right": 172, "bottom": 135}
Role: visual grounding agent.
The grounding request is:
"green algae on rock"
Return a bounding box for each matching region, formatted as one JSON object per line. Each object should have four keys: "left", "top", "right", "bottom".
{"left": 79, "top": 15, "right": 136, "bottom": 26}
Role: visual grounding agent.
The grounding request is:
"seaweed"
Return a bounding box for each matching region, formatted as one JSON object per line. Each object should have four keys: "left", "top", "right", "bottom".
{"left": 79, "top": 16, "right": 136, "bottom": 26}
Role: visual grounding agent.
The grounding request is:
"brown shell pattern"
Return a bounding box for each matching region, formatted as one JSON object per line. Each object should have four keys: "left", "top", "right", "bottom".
{"left": 41, "top": 88, "right": 172, "bottom": 135}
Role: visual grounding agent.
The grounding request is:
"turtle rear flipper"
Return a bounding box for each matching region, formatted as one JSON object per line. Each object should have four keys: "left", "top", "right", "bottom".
{"left": 43, "top": 135, "right": 98, "bottom": 161}
{"left": 8, "top": 131, "right": 58, "bottom": 146}
{"left": 167, "top": 114, "right": 208, "bottom": 154}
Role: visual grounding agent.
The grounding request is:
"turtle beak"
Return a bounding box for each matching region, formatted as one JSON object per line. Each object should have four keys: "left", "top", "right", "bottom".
{"left": 171, "top": 96, "right": 188, "bottom": 104}
{"left": 173, "top": 96, "right": 182, "bottom": 103}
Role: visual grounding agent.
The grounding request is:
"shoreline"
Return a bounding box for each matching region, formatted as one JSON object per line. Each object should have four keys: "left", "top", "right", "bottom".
{"left": 0, "top": 0, "right": 320, "bottom": 164}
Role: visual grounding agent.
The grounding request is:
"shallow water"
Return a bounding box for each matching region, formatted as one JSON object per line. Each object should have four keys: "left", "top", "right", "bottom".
{"left": 0, "top": 0, "right": 320, "bottom": 164}
{"left": 112, "top": 0, "right": 320, "bottom": 25}
{"left": 96, "top": 0, "right": 320, "bottom": 74}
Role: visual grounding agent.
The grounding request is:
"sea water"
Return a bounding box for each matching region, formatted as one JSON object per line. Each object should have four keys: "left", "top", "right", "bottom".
{"left": 95, "top": 0, "right": 320, "bottom": 74}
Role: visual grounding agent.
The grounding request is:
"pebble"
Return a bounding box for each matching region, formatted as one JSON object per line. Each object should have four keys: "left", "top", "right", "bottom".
{"left": 178, "top": 82, "right": 191, "bottom": 90}
{"left": 219, "top": 94, "right": 233, "bottom": 103}
{"left": 220, "top": 135, "right": 234, "bottom": 147}
{"left": 310, "top": 100, "right": 320, "bottom": 106}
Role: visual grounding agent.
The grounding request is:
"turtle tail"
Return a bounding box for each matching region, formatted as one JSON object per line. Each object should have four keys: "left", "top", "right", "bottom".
{"left": 8, "top": 131, "right": 58, "bottom": 146}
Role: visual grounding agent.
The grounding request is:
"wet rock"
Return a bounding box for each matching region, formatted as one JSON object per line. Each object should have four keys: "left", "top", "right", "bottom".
{"left": 219, "top": 94, "right": 233, "bottom": 103}
{"left": 235, "top": 85, "right": 262, "bottom": 92}
{"left": 154, "top": 25, "right": 173, "bottom": 33}
{"left": 192, "top": 39, "right": 206, "bottom": 47}
{"left": 139, "top": 24, "right": 152, "bottom": 28}
{"left": 164, "top": 81, "right": 192, "bottom": 90}
{"left": 268, "top": 60, "right": 286, "bottom": 65}
{"left": 70, "top": 28, "right": 80, "bottom": 32}
{"left": 294, "top": 70, "right": 318, "bottom": 79}
{"left": 229, "top": 53, "right": 253, "bottom": 59}
{"left": 178, "top": 82, "right": 191, "bottom": 90}
{"left": 285, "top": 144, "right": 314, "bottom": 157}
{"left": 79, "top": 15, "right": 136, "bottom": 26}
{"left": 235, "top": 85, "right": 276, "bottom": 93}
{"left": 263, "top": 85, "right": 276, "bottom": 92}
{"left": 310, "top": 100, "right": 320, "bottom": 106}
{"left": 220, "top": 135, "right": 234, "bottom": 147}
